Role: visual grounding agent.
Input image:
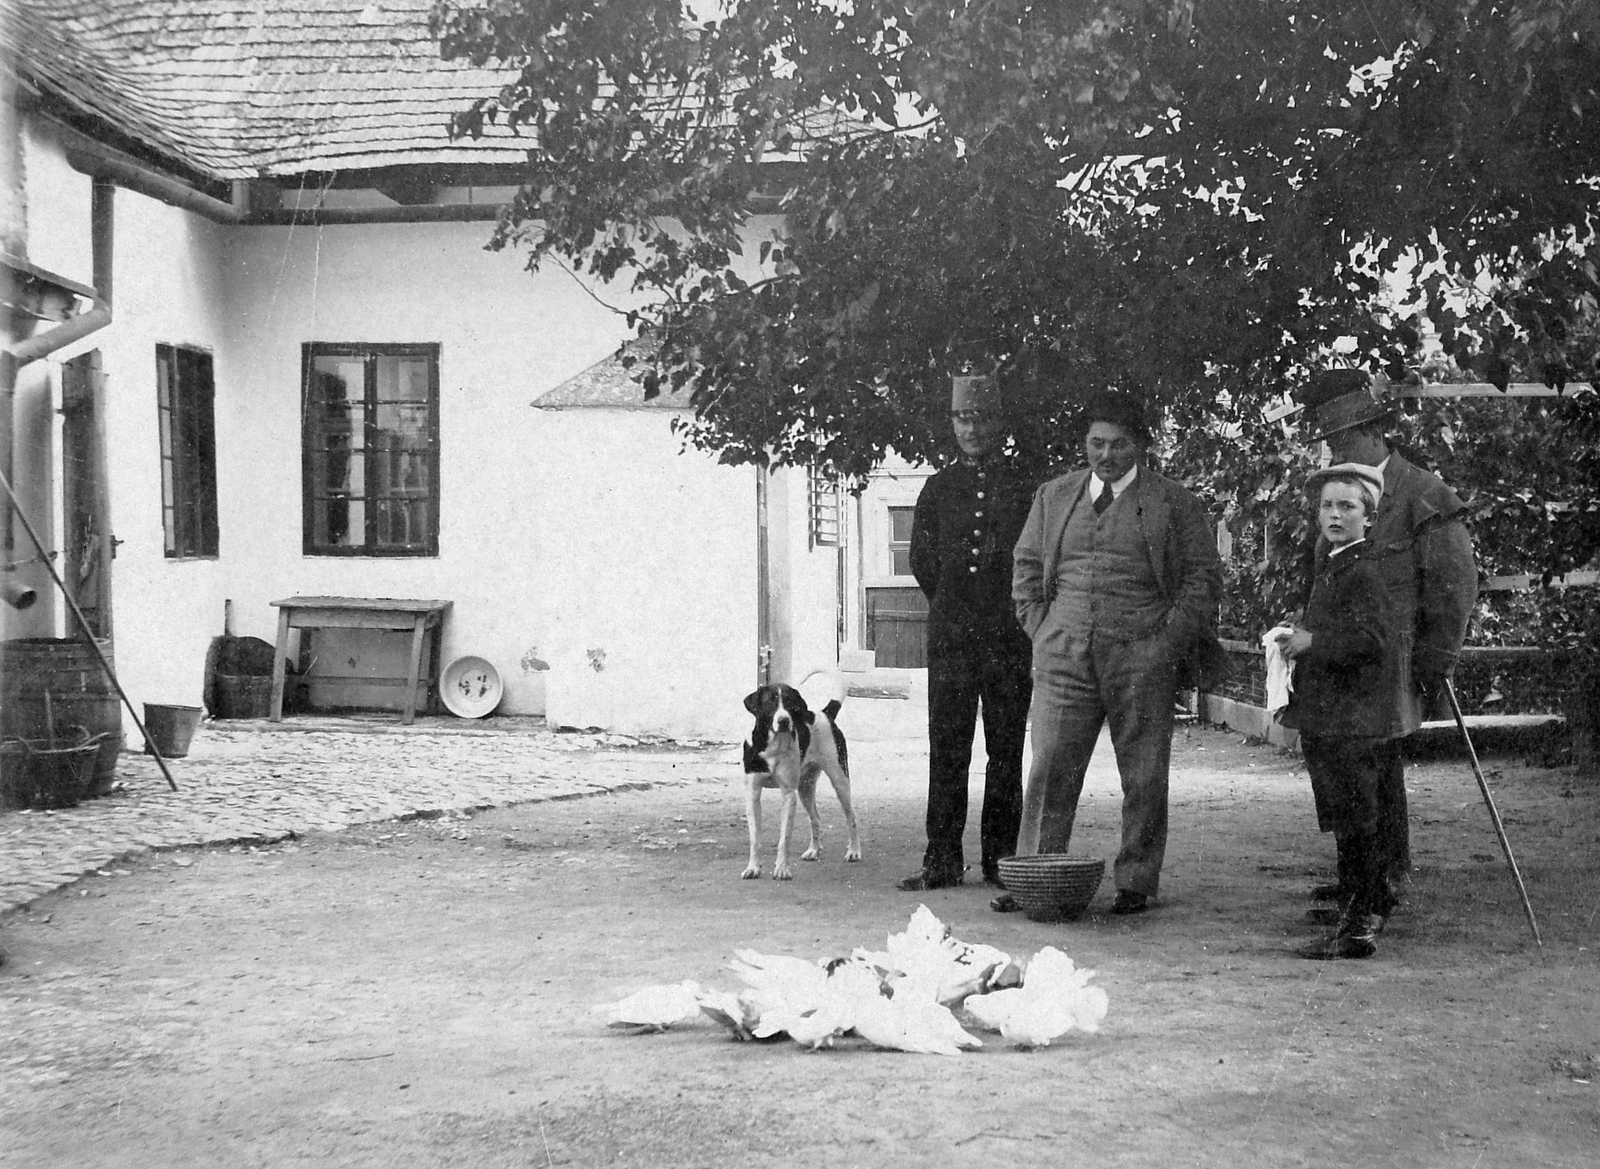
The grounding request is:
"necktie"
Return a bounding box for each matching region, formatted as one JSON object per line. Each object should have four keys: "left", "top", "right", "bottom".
{"left": 1093, "top": 485, "right": 1113, "bottom": 515}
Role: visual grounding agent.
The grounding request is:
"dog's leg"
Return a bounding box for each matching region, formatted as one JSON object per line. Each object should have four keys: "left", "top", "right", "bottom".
{"left": 822, "top": 760, "right": 862, "bottom": 862}
{"left": 798, "top": 769, "right": 824, "bottom": 861}
{"left": 773, "top": 788, "right": 798, "bottom": 880}
{"left": 742, "top": 776, "right": 764, "bottom": 879}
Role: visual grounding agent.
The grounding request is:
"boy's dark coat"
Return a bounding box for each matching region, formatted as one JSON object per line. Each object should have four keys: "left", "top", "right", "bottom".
{"left": 1282, "top": 542, "right": 1401, "bottom": 739}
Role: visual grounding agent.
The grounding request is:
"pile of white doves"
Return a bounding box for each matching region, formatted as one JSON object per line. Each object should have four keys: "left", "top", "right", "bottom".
{"left": 592, "top": 905, "right": 1109, "bottom": 1054}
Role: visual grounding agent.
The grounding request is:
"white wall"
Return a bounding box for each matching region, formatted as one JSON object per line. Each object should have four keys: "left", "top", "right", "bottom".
{"left": 531, "top": 410, "right": 758, "bottom": 741}
{"left": 13, "top": 121, "right": 231, "bottom": 708}
{"left": 214, "top": 219, "right": 647, "bottom": 719}
{"left": 12, "top": 121, "right": 800, "bottom": 739}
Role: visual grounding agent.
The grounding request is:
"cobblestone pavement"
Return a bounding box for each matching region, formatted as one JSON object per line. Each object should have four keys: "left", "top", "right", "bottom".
{"left": 0, "top": 715, "right": 741, "bottom": 916}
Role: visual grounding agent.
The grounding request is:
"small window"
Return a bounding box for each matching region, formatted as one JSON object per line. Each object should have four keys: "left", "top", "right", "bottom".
{"left": 155, "top": 344, "right": 219, "bottom": 558}
{"left": 808, "top": 467, "right": 840, "bottom": 548}
{"left": 302, "top": 343, "right": 439, "bottom": 557}
{"left": 888, "top": 505, "right": 915, "bottom": 576}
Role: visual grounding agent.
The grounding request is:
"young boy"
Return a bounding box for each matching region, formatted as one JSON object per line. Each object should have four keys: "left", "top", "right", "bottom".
{"left": 1275, "top": 463, "right": 1400, "bottom": 959}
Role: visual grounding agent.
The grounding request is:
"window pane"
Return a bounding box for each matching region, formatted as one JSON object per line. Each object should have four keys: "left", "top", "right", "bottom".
{"left": 891, "top": 548, "right": 912, "bottom": 576}
{"left": 889, "top": 506, "right": 915, "bottom": 542}
{"left": 314, "top": 496, "right": 365, "bottom": 548}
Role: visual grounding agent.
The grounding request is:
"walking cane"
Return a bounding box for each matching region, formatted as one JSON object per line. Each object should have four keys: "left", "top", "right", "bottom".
{"left": 1443, "top": 677, "right": 1541, "bottom": 949}
{"left": 0, "top": 468, "right": 178, "bottom": 792}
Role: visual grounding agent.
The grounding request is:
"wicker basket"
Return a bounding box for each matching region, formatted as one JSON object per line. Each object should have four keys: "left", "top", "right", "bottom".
{"left": 996, "top": 854, "right": 1106, "bottom": 922}
{"left": 0, "top": 729, "right": 104, "bottom": 811}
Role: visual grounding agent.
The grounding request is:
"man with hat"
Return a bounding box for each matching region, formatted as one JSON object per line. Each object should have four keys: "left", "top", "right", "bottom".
{"left": 1295, "top": 368, "right": 1478, "bottom": 908}
{"left": 1007, "top": 391, "right": 1225, "bottom": 915}
{"left": 897, "top": 371, "right": 1038, "bottom": 892}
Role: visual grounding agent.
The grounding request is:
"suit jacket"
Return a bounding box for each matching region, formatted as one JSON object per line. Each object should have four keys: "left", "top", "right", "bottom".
{"left": 1012, "top": 465, "right": 1227, "bottom": 686}
{"left": 1282, "top": 543, "right": 1400, "bottom": 738}
{"left": 1310, "top": 451, "right": 1478, "bottom": 736}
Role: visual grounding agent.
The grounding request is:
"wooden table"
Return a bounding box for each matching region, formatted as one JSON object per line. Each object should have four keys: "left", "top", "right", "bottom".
{"left": 269, "top": 596, "right": 452, "bottom": 724}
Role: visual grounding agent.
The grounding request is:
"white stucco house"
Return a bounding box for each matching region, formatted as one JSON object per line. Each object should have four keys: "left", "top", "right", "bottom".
{"left": 1, "top": 0, "right": 934, "bottom": 743}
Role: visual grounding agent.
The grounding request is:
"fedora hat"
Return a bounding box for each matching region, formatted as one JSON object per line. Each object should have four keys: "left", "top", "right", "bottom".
{"left": 1296, "top": 369, "right": 1394, "bottom": 440}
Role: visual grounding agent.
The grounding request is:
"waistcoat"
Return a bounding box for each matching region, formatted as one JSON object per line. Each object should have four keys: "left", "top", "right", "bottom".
{"left": 1051, "top": 483, "right": 1167, "bottom": 641}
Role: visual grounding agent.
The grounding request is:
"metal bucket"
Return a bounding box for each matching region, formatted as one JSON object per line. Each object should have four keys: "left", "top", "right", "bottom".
{"left": 142, "top": 703, "right": 202, "bottom": 758}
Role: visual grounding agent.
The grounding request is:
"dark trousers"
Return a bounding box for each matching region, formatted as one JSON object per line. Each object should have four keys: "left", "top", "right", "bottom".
{"left": 1375, "top": 739, "right": 1411, "bottom": 879}
{"left": 1302, "top": 733, "right": 1392, "bottom": 917}
{"left": 922, "top": 640, "right": 1032, "bottom": 881}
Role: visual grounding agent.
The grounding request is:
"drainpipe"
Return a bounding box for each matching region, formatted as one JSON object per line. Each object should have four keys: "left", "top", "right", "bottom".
{"left": 755, "top": 464, "right": 772, "bottom": 686}
{"left": 2, "top": 179, "right": 114, "bottom": 366}
{"left": 3, "top": 180, "right": 114, "bottom": 569}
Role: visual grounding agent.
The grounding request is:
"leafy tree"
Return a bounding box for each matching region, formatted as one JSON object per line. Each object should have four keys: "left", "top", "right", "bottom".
{"left": 431, "top": 0, "right": 1600, "bottom": 629}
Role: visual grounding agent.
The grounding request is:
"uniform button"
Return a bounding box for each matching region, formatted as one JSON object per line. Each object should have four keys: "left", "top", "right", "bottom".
{"left": 975, "top": 509, "right": 984, "bottom": 517}
{"left": 973, "top": 528, "right": 982, "bottom": 536}
{"left": 976, "top": 492, "right": 985, "bottom": 500}
{"left": 968, "top": 566, "right": 978, "bottom": 573}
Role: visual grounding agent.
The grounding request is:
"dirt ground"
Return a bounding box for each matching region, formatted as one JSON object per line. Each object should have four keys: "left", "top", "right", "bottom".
{"left": 2, "top": 722, "right": 1598, "bottom": 1168}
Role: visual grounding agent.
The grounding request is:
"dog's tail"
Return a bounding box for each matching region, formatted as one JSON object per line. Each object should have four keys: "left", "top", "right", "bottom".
{"left": 798, "top": 668, "right": 845, "bottom": 721}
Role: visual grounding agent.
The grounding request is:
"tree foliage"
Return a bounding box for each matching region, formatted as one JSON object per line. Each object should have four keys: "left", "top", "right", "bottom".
{"left": 431, "top": 0, "right": 1600, "bottom": 627}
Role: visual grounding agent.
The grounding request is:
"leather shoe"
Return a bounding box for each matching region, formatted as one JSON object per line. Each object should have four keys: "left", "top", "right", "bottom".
{"left": 1111, "top": 890, "right": 1149, "bottom": 915}
{"left": 1309, "top": 882, "right": 1349, "bottom": 902}
{"left": 896, "top": 870, "right": 962, "bottom": 892}
{"left": 990, "top": 892, "right": 1020, "bottom": 913}
{"left": 1297, "top": 911, "right": 1382, "bottom": 960}
{"left": 1296, "top": 933, "right": 1377, "bottom": 959}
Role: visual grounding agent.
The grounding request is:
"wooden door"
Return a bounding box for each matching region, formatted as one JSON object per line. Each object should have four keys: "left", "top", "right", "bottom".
{"left": 61, "top": 351, "right": 114, "bottom": 640}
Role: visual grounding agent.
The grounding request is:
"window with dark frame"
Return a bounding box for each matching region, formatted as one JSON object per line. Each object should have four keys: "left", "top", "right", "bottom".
{"left": 155, "top": 344, "right": 219, "bottom": 559}
{"left": 301, "top": 343, "right": 439, "bottom": 557}
{"left": 888, "top": 505, "right": 915, "bottom": 576}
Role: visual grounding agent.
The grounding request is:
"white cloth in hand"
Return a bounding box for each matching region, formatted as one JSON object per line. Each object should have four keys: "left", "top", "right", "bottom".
{"left": 1261, "top": 626, "right": 1296, "bottom": 713}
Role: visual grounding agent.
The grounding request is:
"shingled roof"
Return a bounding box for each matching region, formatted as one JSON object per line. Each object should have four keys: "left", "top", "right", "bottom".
{"left": 533, "top": 341, "right": 697, "bottom": 411}
{"left": 4, "top": 0, "right": 527, "bottom": 179}
{"left": 3, "top": 0, "right": 869, "bottom": 183}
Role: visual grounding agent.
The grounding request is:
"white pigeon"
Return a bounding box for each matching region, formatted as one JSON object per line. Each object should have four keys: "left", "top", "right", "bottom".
{"left": 849, "top": 972, "right": 984, "bottom": 1056}
{"left": 593, "top": 979, "right": 706, "bottom": 1031}
{"left": 751, "top": 956, "right": 883, "bottom": 1048}
{"left": 855, "top": 905, "right": 1015, "bottom": 1006}
{"left": 728, "top": 948, "right": 834, "bottom": 1035}
{"left": 693, "top": 987, "right": 763, "bottom": 1041}
{"left": 962, "top": 946, "right": 1109, "bottom": 1048}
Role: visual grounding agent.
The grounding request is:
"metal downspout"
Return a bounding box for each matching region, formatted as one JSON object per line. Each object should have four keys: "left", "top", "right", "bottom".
{"left": 3, "top": 180, "right": 114, "bottom": 558}
{"left": 756, "top": 464, "right": 772, "bottom": 686}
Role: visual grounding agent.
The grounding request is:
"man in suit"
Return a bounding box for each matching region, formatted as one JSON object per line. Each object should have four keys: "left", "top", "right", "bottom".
{"left": 1007, "top": 392, "right": 1224, "bottom": 915}
{"left": 1295, "top": 369, "right": 1478, "bottom": 905}
{"left": 897, "top": 372, "right": 1037, "bottom": 892}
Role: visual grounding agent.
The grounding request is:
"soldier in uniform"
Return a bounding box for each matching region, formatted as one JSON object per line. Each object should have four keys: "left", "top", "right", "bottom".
{"left": 1295, "top": 369, "right": 1478, "bottom": 910}
{"left": 896, "top": 372, "right": 1038, "bottom": 892}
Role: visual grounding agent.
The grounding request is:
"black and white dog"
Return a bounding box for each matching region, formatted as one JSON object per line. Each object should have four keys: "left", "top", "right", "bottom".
{"left": 741, "top": 684, "right": 861, "bottom": 880}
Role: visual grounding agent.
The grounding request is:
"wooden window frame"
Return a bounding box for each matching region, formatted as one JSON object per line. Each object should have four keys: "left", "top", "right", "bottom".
{"left": 154, "top": 343, "right": 219, "bottom": 559}
{"left": 300, "top": 342, "right": 440, "bottom": 558}
{"left": 887, "top": 504, "right": 916, "bottom": 578}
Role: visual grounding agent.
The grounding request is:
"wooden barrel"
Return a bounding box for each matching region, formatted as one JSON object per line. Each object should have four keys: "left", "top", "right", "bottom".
{"left": 0, "top": 638, "right": 123, "bottom": 797}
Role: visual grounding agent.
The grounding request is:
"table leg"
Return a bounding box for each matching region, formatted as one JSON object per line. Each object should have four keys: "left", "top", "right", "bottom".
{"left": 402, "top": 615, "right": 427, "bottom": 724}
{"left": 269, "top": 608, "right": 291, "bottom": 722}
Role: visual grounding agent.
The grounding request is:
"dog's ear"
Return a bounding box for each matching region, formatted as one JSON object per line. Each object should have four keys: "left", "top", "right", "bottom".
{"left": 801, "top": 710, "right": 816, "bottom": 725}
{"left": 779, "top": 684, "right": 809, "bottom": 712}
{"left": 743, "top": 689, "right": 764, "bottom": 715}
